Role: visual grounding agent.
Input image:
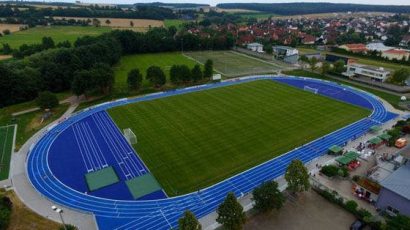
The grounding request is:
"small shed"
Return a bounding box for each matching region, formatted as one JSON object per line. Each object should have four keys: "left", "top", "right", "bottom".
{"left": 328, "top": 145, "right": 343, "bottom": 155}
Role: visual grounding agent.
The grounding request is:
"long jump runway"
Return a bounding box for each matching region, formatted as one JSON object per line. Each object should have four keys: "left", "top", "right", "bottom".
{"left": 27, "top": 76, "right": 397, "bottom": 230}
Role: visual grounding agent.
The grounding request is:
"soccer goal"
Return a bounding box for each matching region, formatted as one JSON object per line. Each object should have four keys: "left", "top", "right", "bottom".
{"left": 124, "top": 128, "right": 137, "bottom": 145}
{"left": 304, "top": 86, "right": 319, "bottom": 94}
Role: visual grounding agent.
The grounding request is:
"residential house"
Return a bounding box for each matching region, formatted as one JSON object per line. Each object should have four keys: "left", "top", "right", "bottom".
{"left": 382, "top": 49, "right": 410, "bottom": 61}
{"left": 247, "top": 42, "right": 264, "bottom": 53}
{"left": 399, "top": 35, "right": 410, "bottom": 47}
{"left": 376, "top": 162, "right": 410, "bottom": 216}
{"left": 339, "top": 43, "right": 368, "bottom": 53}
{"left": 342, "top": 63, "right": 391, "bottom": 82}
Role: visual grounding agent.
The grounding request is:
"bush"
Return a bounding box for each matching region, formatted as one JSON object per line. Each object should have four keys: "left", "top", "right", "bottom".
{"left": 344, "top": 200, "right": 358, "bottom": 213}
{"left": 338, "top": 167, "right": 349, "bottom": 178}
{"left": 2, "top": 29, "right": 10, "bottom": 35}
{"left": 352, "top": 175, "right": 361, "bottom": 182}
{"left": 320, "top": 165, "right": 339, "bottom": 177}
{"left": 357, "top": 208, "right": 372, "bottom": 220}
{"left": 0, "top": 195, "right": 12, "bottom": 230}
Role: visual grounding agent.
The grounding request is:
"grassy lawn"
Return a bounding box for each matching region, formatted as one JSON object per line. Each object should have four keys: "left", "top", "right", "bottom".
{"left": 283, "top": 69, "right": 402, "bottom": 110}
{"left": 0, "top": 102, "right": 70, "bottom": 150}
{"left": 0, "top": 189, "right": 61, "bottom": 230}
{"left": 0, "top": 26, "right": 111, "bottom": 48}
{"left": 163, "top": 19, "right": 188, "bottom": 28}
{"left": 108, "top": 80, "right": 369, "bottom": 195}
{"left": 113, "top": 52, "right": 199, "bottom": 90}
{"left": 185, "top": 51, "right": 286, "bottom": 77}
{"left": 0, "top": 125, "right": 15, "bottom": 180}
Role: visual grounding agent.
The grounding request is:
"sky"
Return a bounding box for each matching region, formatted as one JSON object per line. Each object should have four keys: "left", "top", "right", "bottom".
{"left": 27, "top": 0, "right": 410, "bottom": 6}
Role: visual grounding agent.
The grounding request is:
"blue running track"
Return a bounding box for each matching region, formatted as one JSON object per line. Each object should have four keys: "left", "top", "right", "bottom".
{"left": 27, "top": 76, "right": 397, "bottom": 230}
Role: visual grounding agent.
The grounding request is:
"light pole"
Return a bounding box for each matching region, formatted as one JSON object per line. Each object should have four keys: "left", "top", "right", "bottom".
{"left": 52, "top": 205, "right": 67, "bottom": 230}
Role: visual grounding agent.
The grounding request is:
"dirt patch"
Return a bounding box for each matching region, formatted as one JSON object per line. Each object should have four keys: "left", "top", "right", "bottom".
{"left": 0, "top": 55, "right": 12, "bottom": 60}
{"left": 244, "top": 190, "right": 356, "bottom": 230}
{"left": 3, "top": 190, "right": 61, "bottom": 230}
{"left": 53, "top": 17, "right": 164, "bottom": 29}
{"left": 0, "top": 24, "right": 26, "bottom": 33}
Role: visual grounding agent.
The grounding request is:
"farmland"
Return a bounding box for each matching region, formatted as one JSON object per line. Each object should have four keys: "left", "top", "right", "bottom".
{"left": 0, "top": 26, "right": 111, "bottom": 48}
{"left": 109, "top": 80, "right": 369, "bottom": 195}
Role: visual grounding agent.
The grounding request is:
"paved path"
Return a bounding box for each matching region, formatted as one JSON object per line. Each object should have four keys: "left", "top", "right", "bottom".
{"left": 9, "top": 101, "right": 97, "bottom": 230}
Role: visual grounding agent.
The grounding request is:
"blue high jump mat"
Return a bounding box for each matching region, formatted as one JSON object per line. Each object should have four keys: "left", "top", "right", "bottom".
{"left": 85, "top": 166, "right": 119, "bottom": 191}
{"left": 126, "top": 173, "right": 162, "bottom": 199}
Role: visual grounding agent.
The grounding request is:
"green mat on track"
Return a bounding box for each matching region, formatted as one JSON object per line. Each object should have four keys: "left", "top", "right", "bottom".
{"left": 85, "top": 166, "right": 119, "bottom": 191}
{"left": 126, "top": 173, "right": 162, "bottom": 199}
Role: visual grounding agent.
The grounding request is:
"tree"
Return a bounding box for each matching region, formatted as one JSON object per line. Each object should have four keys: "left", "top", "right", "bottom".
{"left": 105, "top": 19, "right": 111, "bottom": 25}
{"left": 127, "top": 68, "right": 143, "bottom": 90}
{"left": 321, "top": 62, "right": 331, "bottom": 75}
{"left": 285, "top": 159, "right": 310, "bottom": 193}
{"left": 146, "top": 66, "right": 166, "bottom": 87}
{"left": 92, "top": 18, "right": 101, "bottom": 27}
{"left": 252, "top": 181, "right": 285, "bottom": 213}
{"left": 179, "top": 65, "right": 191, "bottom": 82}
{"left": 91, "top": 63, "right": 114, "bottom": 94}
{"left": 386, "top": 214, "right": 410, "bottom": 230}
{"left": 72, "top": 71, "right": 92, "bottom": 96}
{"left": 333, "top": 60, "right": 346, "bottom": 74}
{"left": 309, "top": 57, "right": 318, "bottom": 71}
{"left": 264, "top": 44, "right": 273, "bottom": 55}
{"left": 2, "top": 29, "right": 10, "bottom": 35}
{"left": 204, "top": 59, "right": 213, "bottom": 79}
{"left": 216, "top": 192, "right": 246, "bottom": 230}
{"left": 36, "top": 91, "right": 59, "bottom": 110}
{"left": 178, "top": 210, "right": 201, "bottom": 230}
{"left": 130, "top": 21, "right": 134, "bottom": 27}
{"left": 1, "top": 43, "right": 12, "bottom": 54}
{"left": 42, "top": 36, "right": 55, "bottom": 49}
{"left": 389, "top": 68, "right": 410, "bottom": 85}
{"left": 191, "top": 64, "right": 203, "bottom": 82}
{"left": 56, "top": 40, "right": 71, "bottom": 48}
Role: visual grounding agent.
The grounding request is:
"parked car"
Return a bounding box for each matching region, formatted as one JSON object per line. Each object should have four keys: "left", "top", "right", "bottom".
{"left": 350, "top": 220, "right": 365, "bottom": 230}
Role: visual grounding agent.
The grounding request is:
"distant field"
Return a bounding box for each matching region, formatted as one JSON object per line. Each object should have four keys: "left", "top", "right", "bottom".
{"left": 0, "top": 125, "right": 15, "bottom": 180}
{"left": 53, "top": 17, "right": 164, "bottom": 30}
{"left": 164, "top": 19, "right": 187, "bottom": 28}
{"left": 113, "top": 52, "right": 199, "bottom": 90}
{"left": 184, "top": 51, "right": 286, "bottom": 77}
{"left": 0, "top": 24, "right": 26, "bottom": 33}
{"left": 109, "top": 80, "right": 369, "bottom": 195}
{"left": 0, "top": 26, "right": 111, "bottom": 48}
{"left": 234, "top": 13, "right": 277, "bottom": 20}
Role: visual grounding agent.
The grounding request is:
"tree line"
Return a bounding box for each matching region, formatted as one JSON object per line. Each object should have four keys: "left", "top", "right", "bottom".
{"left": 216, "top": 3, "right": 410, "bottom": 15}
{"left": 0, "top": 27, "right": 233, "bottom": 107}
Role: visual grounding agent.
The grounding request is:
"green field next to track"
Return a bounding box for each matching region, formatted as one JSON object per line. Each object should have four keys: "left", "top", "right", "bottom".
{"left": 0, "top": 26, "right": 111, "bottom": 49}
{"left": 114, "top": 52, "right": 200, "bottom": 90}
{"left": 184, "top": 51, "right": 287, "bottom": 77}
{"left": 109, "top": 80, "right": 370, "bottom": 196}
{"left": 0, "top": 125, "right": 15, "bottom": 180}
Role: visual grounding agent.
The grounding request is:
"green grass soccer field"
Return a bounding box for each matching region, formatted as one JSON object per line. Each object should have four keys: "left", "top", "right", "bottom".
{"left": 0, "top": 125, "right": 15, "bottom": 180}
{"left": 184, "top": 51, "right": 288, "bottom": 77}
{"left": 0, "top": 26, "right": 111, "bottom": 49}
{"left": 113, "top": 52, "right": 200, "bottom": 90}
{"left": 108, "top": 80, "right": 370, "bottom": 196}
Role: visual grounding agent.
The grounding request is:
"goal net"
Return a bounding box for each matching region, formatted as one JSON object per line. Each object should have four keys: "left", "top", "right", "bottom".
{"left": 304, "top": 86, "right": 319, "bottom": 94}
{"left": 124, "top": 128, "right": 137, "bottom": 145}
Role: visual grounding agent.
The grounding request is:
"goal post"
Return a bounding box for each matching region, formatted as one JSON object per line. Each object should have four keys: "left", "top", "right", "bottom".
{"left": 123, "top": 128, "right": 137, "bottom": 145}
{"left": 303, "top": 86, "right": 319, "bottom": 94}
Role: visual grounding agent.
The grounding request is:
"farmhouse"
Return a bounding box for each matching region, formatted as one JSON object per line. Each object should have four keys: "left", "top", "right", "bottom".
{"left": 342, "top": 63, "right": 391, "bottom": 82}
{"left": 246, "top": 42, "right": 263, "bottom": 53}
{"left": 381, "top": 49, "right": 410, "bottom": 61}
{"left": 339, "top": 43, "right": 368, "bottom": 53}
